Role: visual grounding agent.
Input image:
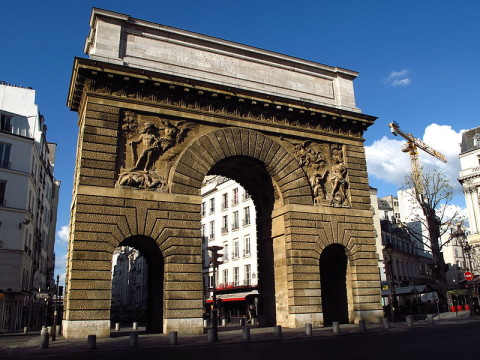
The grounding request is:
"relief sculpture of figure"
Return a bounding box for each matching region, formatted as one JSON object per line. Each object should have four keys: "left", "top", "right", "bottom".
{"left": 329, "top": 161, "right": 349, "bottom": 207}
{"left": 311, "top": 169, "right": 329, "bottom": 203}
{"left": 130, "top": 122, "right": 161, "bottom": 171}
{"left": 118, "top": 118, "right": 194, "bottom": 191}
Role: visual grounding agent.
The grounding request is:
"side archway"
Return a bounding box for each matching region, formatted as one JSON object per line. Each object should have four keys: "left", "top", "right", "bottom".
{"left": 118, "top": 235, "right": 164, "bottom": 333}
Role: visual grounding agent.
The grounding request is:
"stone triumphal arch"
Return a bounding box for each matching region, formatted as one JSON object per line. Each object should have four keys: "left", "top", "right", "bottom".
{"left": 63, "top": 8, "right": 383, "bottom": 338}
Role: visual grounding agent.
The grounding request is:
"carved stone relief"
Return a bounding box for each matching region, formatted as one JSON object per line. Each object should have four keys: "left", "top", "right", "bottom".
{"left": 281, "top": 137, "right": 350, "bottom": 207}
{"left": 83, "top": 76, "right": 366, "bottom": 138}
{"left": 117, "top": 110, "right": 195, "bottom": 192}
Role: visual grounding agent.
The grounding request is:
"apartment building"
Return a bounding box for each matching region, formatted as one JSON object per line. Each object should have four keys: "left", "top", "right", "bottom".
{"left": 0, "top": 82, "right": 60, "bottom": 331}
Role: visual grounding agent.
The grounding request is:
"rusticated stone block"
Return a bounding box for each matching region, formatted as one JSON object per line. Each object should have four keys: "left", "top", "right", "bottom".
{"left": 86, "top": 103, "right": 119, "bottom": 114}
{"left": 84, "top": 125, "right": 118, "bottom": 137}
{"left": 82, "top": 142, "right": 117, "bottom": 153}
{"left": 69, "top": 269, "right": 112, "bottom": 281}
{"left": 83, "top": 118, "right": 118, "bottom": 129}
{"left": 66, "top": 310, "right": 110, "bottom": 321}
{"left": 85, "top": 110, "right": 119, "bottom": 122}
{"left": 81, "top": 150, "right": 116, "bottom": 162}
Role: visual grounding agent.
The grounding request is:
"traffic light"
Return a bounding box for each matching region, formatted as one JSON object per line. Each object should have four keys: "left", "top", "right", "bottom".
{"left": 207, "top": 245, "right": 223, "bottom": 267}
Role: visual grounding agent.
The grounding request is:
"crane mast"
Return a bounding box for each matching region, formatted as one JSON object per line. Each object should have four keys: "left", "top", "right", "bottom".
{"left": 388, "top": 121, "right": 447, "bottom": 194}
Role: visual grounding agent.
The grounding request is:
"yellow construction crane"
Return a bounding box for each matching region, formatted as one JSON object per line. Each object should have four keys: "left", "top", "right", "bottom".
{"left": 388, "top": 121, "right": 447, "bottom": 193}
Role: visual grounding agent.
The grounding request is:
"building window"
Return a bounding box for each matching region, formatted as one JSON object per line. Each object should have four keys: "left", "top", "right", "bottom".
{"left": 244, "top": 264, "right": 251, "bottom": 286}
{"left": 222, "top": 215, "right": 229, "bottom": 234}
{"left": 244, "top": 236, "right": 251, "bottom": 256}
{"left": 222, "top": 193, "right": 228, "bottom": 210}
{"left": 0, "top": 114, "right": 12, "bottom": 133}
{"left": 243, "top": 190, "right": 251, "bottom": 201}
{"left": 233, "top": 267, "right": 239, "bottom": 286}
{"left": 0, "top": 142, "right": 11, "bottom": 169}
{"left": 232, "top": 188, "right": 239, "bottom": 206}
{"left": 223, "top": 269, "right": 228, "bottom": 285}
{"left": 209, "top": 198, "right": 215, "bottom": 213}
{"left": 224, "top": 243, "right": 229, "bottom": 262}
{"left": 201, "top": 202, "right": 206, "bottom": 217}
{"left": 232, "top": 211, "right": 239, "bottom": 230}
{"left": 243, "top": 206, "right": 251, "bottom": 226}
{"left": 0, "top": 180, "right": 6, "bottom": 206}
{"left": 209, "top": 275, "right": 214, "bottom": 288}
{"left": 209, "top": 221, "right": 215, "bottom": 240}
{"left": 233, "top": 239, "right": 239, "bottom": 259}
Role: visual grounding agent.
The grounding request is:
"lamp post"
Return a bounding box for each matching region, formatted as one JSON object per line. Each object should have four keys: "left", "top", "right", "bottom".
{"left": 385, "top": 241, "right": 397, "bottom": 322}
{"left": 452, "top": 224, "right": 477, "bottom": 316}
{"left": 52, "top": 275, "right": 59, "bottom": 341}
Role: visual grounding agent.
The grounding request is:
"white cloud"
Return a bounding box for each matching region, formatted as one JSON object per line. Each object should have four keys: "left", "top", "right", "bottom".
{"left": 384, "top": 69, "right": 411, "bottom": 87}
{"left": 365, "top": 136, "right": 411, "bottom": 186}
{"left": 56, "top": 225, "right": 69, "bottom": 244}
{"left": 391, "top": 78, "right": 411, "bottom": 87}
{"left": 54, "top": 253, "right": 68, "bottom": 286}
{"left": 366, "top": 124, "right": 464, "bottom": 193}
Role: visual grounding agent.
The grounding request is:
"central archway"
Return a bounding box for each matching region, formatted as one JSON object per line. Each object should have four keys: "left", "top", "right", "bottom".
{"left": 208, "top": 156, "right": 277, "bottom": 325}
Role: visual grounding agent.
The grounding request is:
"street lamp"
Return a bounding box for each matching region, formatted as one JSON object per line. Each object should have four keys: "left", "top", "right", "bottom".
{"left": 385, "top": 241, "right": 397, "bottom": 322}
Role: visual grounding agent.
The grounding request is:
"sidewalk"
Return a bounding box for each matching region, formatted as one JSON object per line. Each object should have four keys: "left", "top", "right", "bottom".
{"left": 0, "top": 311, "right": 475, "bottom": 358}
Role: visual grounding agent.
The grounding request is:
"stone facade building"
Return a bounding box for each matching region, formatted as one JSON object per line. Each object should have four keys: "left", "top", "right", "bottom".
{"left": 63, "top": 8, "right": 383, "bottom": 338}
{"left": 459, "top": 127, "right": 480, "bottom": 250}
{"left": 0, "top": 82, "right": 60, "bottom": 331}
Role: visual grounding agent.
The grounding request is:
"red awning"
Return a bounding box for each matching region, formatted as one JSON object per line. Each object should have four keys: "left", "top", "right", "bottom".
{"left": 206, "top": 290, "right": 258, "bottom": 303}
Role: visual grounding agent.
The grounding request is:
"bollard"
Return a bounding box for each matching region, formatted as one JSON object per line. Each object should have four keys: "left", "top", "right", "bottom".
{"left": 243, "top": 327, "right": 250, "bottom": 341}
{"left": 274, "top": 325, "right": 282, "bottom": 338}
{"left": 40, "top": 327, "right": 49, "bottom": 349}
{"left": 221, "top": 318, "right": 227, "bottom": 327}
{"left": 406, "top": 315, "right": 414, "bottom": 328}
{"left": 47, "top": 326, "right": 52, "bottom": 335}
{"left": 305, "top": 323, "right": 312, "bottom": 336}
{"left": 203, "top": 319, "right": 208, "bottom": 328}
{"left": 240, "top": 318, "right": 246, "bottom": 327}
{"left": 359, "top": 320, "right": 366, "bottom": 332}
{"left": 207, "top": 328, "right": 218, "bottom": 343}
{"left": 332, "top": 321, "right": 340, "bottom": 334}
{"left": 133, "top": 322, "right": 138, "bottom": 330}
{"left": 170, "top": 331, "right": 178, "bottom": 345}
{"left": 383, "top": 318, "right": 390, "bottom": 330}
{"left": 24, "top": 326, "right": 29, "bottom": 334}
{"left": 87, "top": 335, "right": 96, "bottom": 350}
{"left": 51, "top": 325, "right": 56, "bottom": 341}
{"left": 427, "top": 314, "right": 434, "bottom": 326}
{"left": 56, "top": 325, "right": 61, "bottom": 336}
{"left": 130, "top": 333, "right": 139, "bottom": 348}
{"left": 115, "top": 322, "right": 120, "bottom": 331}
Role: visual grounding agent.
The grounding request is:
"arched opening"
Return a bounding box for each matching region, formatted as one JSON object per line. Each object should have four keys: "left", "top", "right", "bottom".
{"left": 202, "top": 155, "right": 278, "bottom": 326}
{"left": 320, "top": 243, "right": 349, "bottom": 326}
{"left": 111, "top": 236, "right": 164, "bottom": 333}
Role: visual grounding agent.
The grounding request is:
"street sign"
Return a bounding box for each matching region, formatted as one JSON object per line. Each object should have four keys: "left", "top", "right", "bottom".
{"left": 464, "top": 271, "right": 474, "bottom": 281}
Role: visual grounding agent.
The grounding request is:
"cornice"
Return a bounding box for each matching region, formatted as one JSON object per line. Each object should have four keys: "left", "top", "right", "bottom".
{"left": 67, "top": 58, "right": 376, "bottom": 141}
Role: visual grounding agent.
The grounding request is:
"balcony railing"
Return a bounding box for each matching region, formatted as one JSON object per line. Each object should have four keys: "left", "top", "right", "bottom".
{"left": 221, "top": 227, "right": 228, "bottom": 235}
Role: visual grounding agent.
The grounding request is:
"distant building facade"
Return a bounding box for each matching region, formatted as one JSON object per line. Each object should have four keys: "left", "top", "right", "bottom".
{"left": 201, "top": 176, "right": 258, "bottom": 319}
{"left": 111, "top": 247, "right": 148, "bottom": 323}
{"left": 0, "top": 82, "right": 60, "bottom": 331}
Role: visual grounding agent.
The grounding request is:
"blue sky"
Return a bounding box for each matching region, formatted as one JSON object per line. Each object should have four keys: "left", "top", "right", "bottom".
{"left": 1, "top": 1, "right": 478, "bottom": 282}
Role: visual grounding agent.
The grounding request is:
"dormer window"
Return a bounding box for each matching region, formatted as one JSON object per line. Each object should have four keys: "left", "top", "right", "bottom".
{"left": 0, "top": 114, "right": 12, "bottom": 133}
{"left": 474, "top": 134, "right": 480, "bottom": 147}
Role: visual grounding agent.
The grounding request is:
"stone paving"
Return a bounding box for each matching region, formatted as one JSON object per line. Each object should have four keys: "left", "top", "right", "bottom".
{"left": 0, "top": 311, "right": 474, "bottom": 358}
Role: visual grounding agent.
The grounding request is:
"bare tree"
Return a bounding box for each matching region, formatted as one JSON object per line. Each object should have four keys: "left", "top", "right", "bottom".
{"left": 400, "top": 169, "right": 462, "bottom": 290}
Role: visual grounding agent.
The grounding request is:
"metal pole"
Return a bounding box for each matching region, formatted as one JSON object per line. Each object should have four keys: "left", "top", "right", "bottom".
{"left": 52, "top": 275, "right": 59, "bottom": 341}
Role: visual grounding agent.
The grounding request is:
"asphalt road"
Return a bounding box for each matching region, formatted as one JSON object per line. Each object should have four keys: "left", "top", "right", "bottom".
{"left": 11, "top": 321, "right": 480, "bottom": 360}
